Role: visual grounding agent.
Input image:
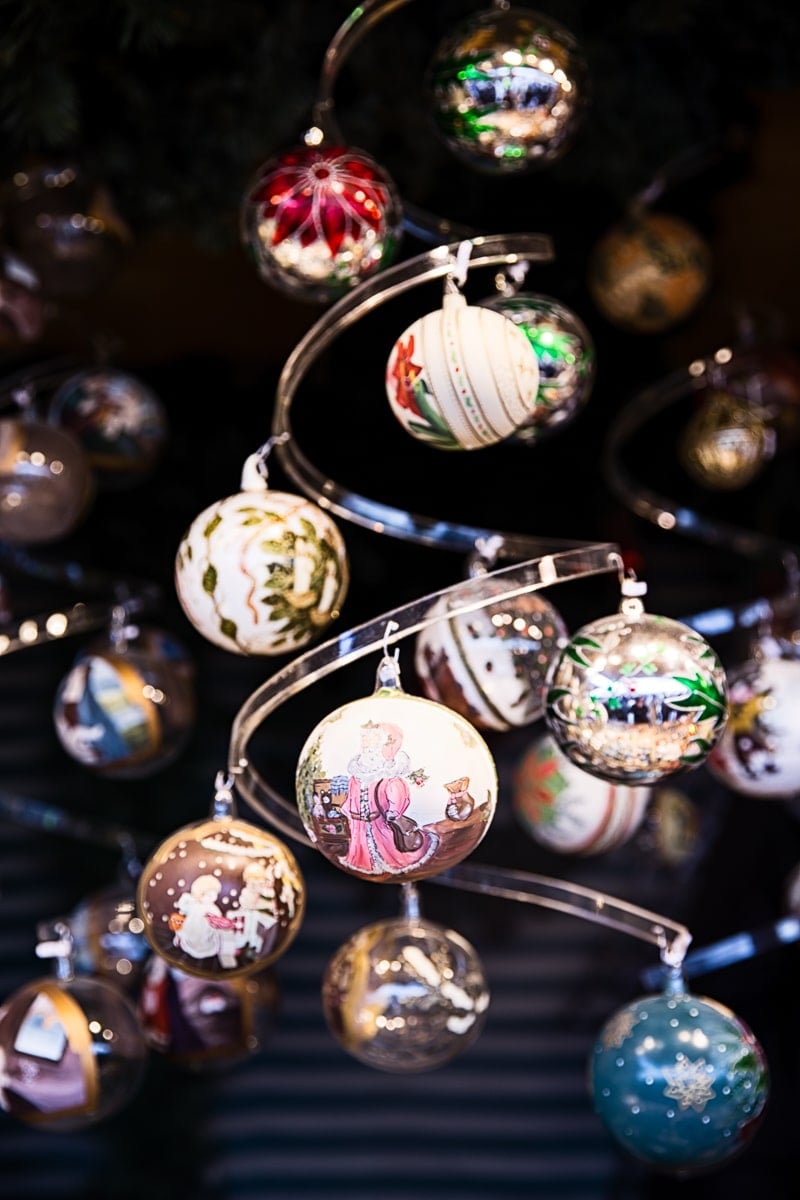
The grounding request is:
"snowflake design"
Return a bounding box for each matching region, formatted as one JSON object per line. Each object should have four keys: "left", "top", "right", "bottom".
{"left": 601, "top": 1008, "right": 638, "bottom": 1048}
{"left": 662, "top": 1056, "right": 716, "bottom": 1112}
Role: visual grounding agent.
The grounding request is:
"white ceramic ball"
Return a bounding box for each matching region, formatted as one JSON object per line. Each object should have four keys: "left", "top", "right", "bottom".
{"left": 385, "top": 292, "right": 539, "bottom": 450}
{"left": 174, "top": 454, "right": 349, "bottom": 655}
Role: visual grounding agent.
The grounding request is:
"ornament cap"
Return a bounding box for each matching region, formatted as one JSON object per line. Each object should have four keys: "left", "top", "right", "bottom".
{"left": 240, "top": 452, "right": 270, "bottom": 493}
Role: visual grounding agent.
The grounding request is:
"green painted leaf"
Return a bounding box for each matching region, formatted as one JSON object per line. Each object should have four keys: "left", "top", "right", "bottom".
{"left": 202, "top": 564, "right": 217, "bottom": 595}
{"left": 219, "top": 616, "right": 238, "bottom": 641}
{"left": 203, "top": 513, "right": 222, "bottom": 537}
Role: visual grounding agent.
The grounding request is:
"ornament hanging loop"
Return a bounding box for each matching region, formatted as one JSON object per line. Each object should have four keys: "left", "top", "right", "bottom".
{"left": 494, "top": 258, "right": 529, "bottom": 297}
{"left": 213, "top": 769, "right": 238, "bottom": 819}
{"left": 36, "top": 918, "right": 75, "bottom": 982}
{"left": 656, "top": 924, "right": 691, "bottom": 994}
{"left": 255, "top": 432, "right": 291, "bottom": 484}
{"left": 610, "top": 552, "right": 647, "bottom": 617}
{"left": 375, "top": 619, "right": 402, "bottom": 690}
{"left": 468, "top": 534, "right": 505, "bottom": 578}
{"left": 444, "top": 239, "right": 474, "bottom": 297}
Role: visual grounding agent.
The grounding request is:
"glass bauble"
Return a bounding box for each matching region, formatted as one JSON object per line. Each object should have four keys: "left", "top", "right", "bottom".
{"left": 0, "top": 976, "right": 147, "bottom": 1129}
{"left": 513, "top": 731, "right": 651, "bottom": 855}
{"left": 241, "top": 141, "right": 403, "bottom": 304}
{"left": 322, "top": 916, "right": 489, "bottom": 1072}
{"left": 48, "top": 367, "right": 169, "bottom": 490}
{"left": 545, "top": 606, "right": 728, "bottom": 785}
{"left": 0, "top": 248, "right": 45, "bottom": 348}
{"left": 414, "top": 577, "right": 568, "bottom": 731}
{"left": 479, "top": 291, "right": 595, "bottom": 444}
{"left": 174, "top": 454, "right": 349, "bottom": 655}
{"left": 426, "top": 6, "right": 586, "bottom": 174}
{"left": 137, "top": 816, "right": 306, "bottom": 979}
{"left": 680, "top": 388, "right": 775, "bottom": 491}
{"left": 385, "top": 291, "right": 539, "bottom": 451}
{"left": 0, "top": 415, "right": 94, "bottom": 544}
{"left": 53, "top": 626, "right": 196, "bottom": 779}
{"left": 137, "top": 954, "right": 279, "bottom": 1069}
{"left": 706, "top": 650, "right": 800, "bottom": 798}
{"left": 296, "top": 686, "right": 498, "bottom": 882}
{"left": 589, "top": 983, "right": 769, "bottom": 1175}
{"left": 68, "top": 881, "right": 150, "bottom": 991}
{"left": 587, "top": 212, "right": 712, "bottom": 334}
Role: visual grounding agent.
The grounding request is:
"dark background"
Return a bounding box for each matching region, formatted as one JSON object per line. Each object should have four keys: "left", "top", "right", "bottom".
{"left": 2, "top": 2, "right": 800, "bottom": 1197}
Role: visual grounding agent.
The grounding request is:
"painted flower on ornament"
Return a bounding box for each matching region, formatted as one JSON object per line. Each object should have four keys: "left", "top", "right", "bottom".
{"left": 389, "top": 335, "right": 425, "bottom": 418}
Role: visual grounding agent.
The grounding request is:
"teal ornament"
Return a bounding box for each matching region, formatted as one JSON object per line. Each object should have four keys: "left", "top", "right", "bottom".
{"left": 589, "top": 978, "right": 769, "bottom": 1176}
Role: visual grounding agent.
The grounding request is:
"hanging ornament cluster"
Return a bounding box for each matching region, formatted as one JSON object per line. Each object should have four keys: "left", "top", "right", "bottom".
{"left": 426, "top": 6, "right": 587, "bottom": 173}
{"left": 0, "top": 405, "right": 94, "bottom": 544}
{"left": 0, "top": 248, "right": 46, "bottom": 349}
{"left": 174, "top": 448, "right": 349, "bottom": 655}
{"left": 385, "top": 243, "right": 540, "bottom": 451}
{"left": 414, "top": 573, "right": 568, "bottom": 732}
{"left": 53, "top": 621, "right": 197, "bottom": 779}
{"left": 513, "top": 731, "right": 651, "bottom": 856}
{"left": 587, "top": 210, "right": 712, "bottom": 335}
{"left": 544, "top": 573, "right": 728, "bottom": 785}
{"left": 590, "top": 972, "right": 769, "bottom": 1175}
{"left": 295, "top": 647, "right": 498, "bottom": 882}
{"left": 478, "top": 288, "right": 596, "bottom": 444}
{"left": 240, "top": 138, "right": 403, "bottom": 304}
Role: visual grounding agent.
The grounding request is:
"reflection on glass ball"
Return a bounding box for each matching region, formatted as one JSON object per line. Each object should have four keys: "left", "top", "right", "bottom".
{"left": 0, "top": 976, "right": 148, "bottom": 1129}
{"left": 479, "top": 291, "right": 595, "bottom": 443}
{"left": 513, "top": 731, "right": 651, "bottom": 855}
{"left": 137, "top": 816, "right": 306, "bottom": 980}
{"left": 590, "top": 984, "right": 769, "bottom": 1175}
{"left": 137, "top": 954, "right": 279, "bottom": 1069}
{"left": 545, "top": 606, "right": 728, "bottom": 785}
{"left": 587, "top": 212, "right": 712, "bottom": 334}
{"left": 241, "top": 142, "right": 403, "bottom": 304}
{"left": 0, "top": 249, "right": 45, "bottom": 348}
{"left": 68, "top": 882, "right": 151, "bottom": 991}
{"left": 296, "top": 687, "right": 498, "bottom": 883}
{"left": 322, "top": 916, "right": 490, "bottom": 1072}
{"left": 0, "top": 416, "right": 94, "bottom": 544}
{"left": 426, "top": 6, "right": 586, "bottom": 174}
{"left": 680, "top": 389, "right": 775, "bottom": 490}
{"left": 49, "top": 367, "right": 169, "bottom": 490}
{"left": 414, "top": 577, "right": 568, "bottom": 731}
{"left": 53, "top": 626, "right": 196, "bottom": 779}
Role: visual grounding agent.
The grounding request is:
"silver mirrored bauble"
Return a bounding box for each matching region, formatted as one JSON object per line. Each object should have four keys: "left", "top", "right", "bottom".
{"left": 0, "top": 416, "right": 94, "bottom": 544}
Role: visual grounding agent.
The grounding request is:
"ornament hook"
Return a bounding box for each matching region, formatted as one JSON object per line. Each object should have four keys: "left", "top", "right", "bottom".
{"left": 375, "top": 619, "right": 402, "bottom": 690}
{"left": 445, "top": 239, "right": 474, "bottom": 296}
{"left": 213, "top": 769, "right": 238, "bottom": 819}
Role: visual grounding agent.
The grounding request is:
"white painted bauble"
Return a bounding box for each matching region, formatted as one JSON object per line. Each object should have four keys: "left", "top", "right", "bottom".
{"left": 513, "top": 731, "right": 651, "bottom": 855}
{"left": 174, "top": 454, "right": 349, "bottom": 655}
{"left": 385, "top": 291, "right": 539, "bottom": 450}
{"left": 414, "top": 577, "right": 568, "bottom": 731}
{"left": 296, "top": 686, "right": 498, "bottom": 883}
{"left": 706, "top": 651, "right": 800, "bottom": 799}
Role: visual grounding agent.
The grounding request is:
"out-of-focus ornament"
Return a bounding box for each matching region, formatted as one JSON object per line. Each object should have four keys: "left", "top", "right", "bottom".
{"left": 0, "top": 923, "right": 147, "bottom": 1129}
{"left": 137, "top": 954, "right": 279, "bottom": 1069}
{"left": 589, "top": 971, "right": 769, "bottom": 1175}
{"left": 414, "top": 572, "right": 568, "bottom": 731}
{"left": 587, "top": 211, "right": 712, "bottom": 335}
{"left": 706, "top": 640, "right": 800, "bottom": 799}
{"left": 3, "top": 162, "right": 131, "bottom": 299}
{"left": 479, "top": 289, "right": 595, "bottom": 444}
{"left": 0, "top": 248, "right": 45, "bottom": 348}
{"left": 67, "top": 880, "right": 150, "bottom": 992}
{"left": 241, "top": 139, "right": 403, "bottom": 304}
{"left": 48, "top": 366, "right": 169, "bottom": 490}
{"left": 322, "top": 901, "right": 489, "bottom": 1072}
{"left": 680, "top": 388, "right": 775, "bottom": 491}
{"left": 137, "top": 774, "right": 306, "bottom": 979}
{"left": 296, "top": 649, "right": 498, "bottom": 882}
{"left": 53, "top": 620, "right": 196, "bottom": 779}
{"left": 0, "top": 408, "right": 94, "bottom": 544}
{"left": 545, "top": 574, "right": 728, "bottom": 785}
{"left": 385, "top": 273, "right": 540, "bottom": 451}
{"left": 426, "top": 6, "right": 587, "bottom": 174}
{"left": 513, "top": 730, "right": 651, "bottom": 855}
{"left": 641, "top": 787, "right": 702, "bottom": 868}
{"left": 174, "top": 449, "right": 349, "bottom": 655}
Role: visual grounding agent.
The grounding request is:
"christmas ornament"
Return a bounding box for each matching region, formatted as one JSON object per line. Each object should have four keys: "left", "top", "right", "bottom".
{"left": 48, "top": 366, "right": 169, "bottom": 490}
{"left": 680, "top": 388, "right": 775, "bottom": 490}
{"left": 241, "top": 139, "right": 403, "bottom": 304}
{"left": 0, "top": 248, "right": 45, "bottom": 348}
{"left": 589, "top": 971, "right": 769, "bottom": 1175}
{"left": 174, "top": 449, "right": 349, "bottom": 655}
{"left": 4, "top": 161, "right": 131, "bottom": 299}
{"left": 544, "top": 574, "right": 728, "bottom": 785}
{"left": 137, "top": 774, "right": 306, "bottom": 979}
{"left": 479, "top": 289, "right": 595, "bottom": 444}
{"left": 296, "top": 648, "right": 498, "bottom": 882}
{"left": 0, "top": 411, "right": 94, "bottom": 544}
{"left": 385, "top": 261, "right": 540, "bottom": 451}
{"left": 513, "top": 731, "right": 651, "bottom": 856}
{"left": 53, "top": 621, "right": 196, "bottom": 779}
{"left": 706, "top": 640, "right": 800, "bottom": 799}
{"left": 137, "top": 955, "right": 279, "bottom": 1069}
{"left": 67, "top": 880, "right": 150, "bottom": 992}
{"left": 322, "top": 910, "right": 489, "bottom": 1072}
{"left": 587, "top": 211, "right": 712, "bottom": 334}
{"left": 426, "top": 6, "right": 586, "bottom": 174}
{"left": 641, "top": 787, "right": 702, "bottom": 868}
{"left": 413, "top": 574, "right": 568, "bottom": 731}
{"left": 0, "top": 924, "right": 147, "bottom": 1129}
